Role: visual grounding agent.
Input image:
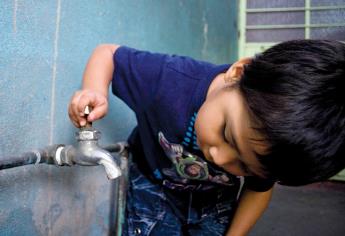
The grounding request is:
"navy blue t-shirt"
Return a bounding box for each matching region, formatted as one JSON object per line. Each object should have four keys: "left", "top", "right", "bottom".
{"left": 112, "top": 46, "right": 274, "bottom": 192}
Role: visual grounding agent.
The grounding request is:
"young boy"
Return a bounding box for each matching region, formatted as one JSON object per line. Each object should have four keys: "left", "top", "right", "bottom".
{"left": 68, "top": 40, "right": 345, "bottom": 236}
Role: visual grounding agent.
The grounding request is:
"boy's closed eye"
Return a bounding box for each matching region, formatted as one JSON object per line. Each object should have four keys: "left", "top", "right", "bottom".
{"left": 222, "top": 125, "right": 254, "bottom": 176}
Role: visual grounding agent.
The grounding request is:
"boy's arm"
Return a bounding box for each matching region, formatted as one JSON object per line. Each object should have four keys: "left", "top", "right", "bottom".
{"left": 68, "top": 44, "right": 119, "bottom": 127}
{"left": 226, "top": 186, "right": 273, "bottom": 236}
{"left": 82, "top": 44, "right": 119, "bottom": 95}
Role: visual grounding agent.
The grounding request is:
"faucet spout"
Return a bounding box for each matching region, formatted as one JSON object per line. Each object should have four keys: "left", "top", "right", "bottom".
{"left": 54, "top": 127, "right": 122, "bottom": 180}
{"left": 91, "top": 148, "right": 121, "bottom": 179}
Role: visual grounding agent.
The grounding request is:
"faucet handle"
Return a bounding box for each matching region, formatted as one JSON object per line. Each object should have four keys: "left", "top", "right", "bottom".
{"left": 83, "top": 106, "right": 92, "bottom": 128}
{"left": 77, "top": 105, "right": 101, "bottom": 141}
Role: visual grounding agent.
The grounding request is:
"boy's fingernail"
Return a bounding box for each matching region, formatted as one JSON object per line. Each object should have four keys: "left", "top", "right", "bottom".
{"left": 88, "top": 114, "right": 93, "bottom": 121}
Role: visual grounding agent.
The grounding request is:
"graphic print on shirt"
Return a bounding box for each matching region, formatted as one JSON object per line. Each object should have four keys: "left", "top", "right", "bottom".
{"left": 158, "top": 132, "right": 235, "bottom": 190}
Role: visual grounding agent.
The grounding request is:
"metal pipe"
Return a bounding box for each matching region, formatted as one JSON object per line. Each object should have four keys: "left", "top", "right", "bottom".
{"left": 0, "top": 142, "right": 129, "bottom": 235}
{"left": 0, "top": 142, "right": 123, "bottom": 181}
{"left": 53, "top": 127, "right": 122, "bottom": 180}
{"left": 0, "top": 106, "right": 128, "bottom": 233}
{"left": 108, "top": 142, "right": 129, "bottom": 236}
{"left": 0, "top": 145, "right": 61, "bottom": 170}
{"left": 0, "top": 143, "right": 126, "bottom": 171}
{"left": 0, "top": 130, "right": 122, "bottom": 180}
{"left": 52, "top": 105, "right": 122, "bottom": 180}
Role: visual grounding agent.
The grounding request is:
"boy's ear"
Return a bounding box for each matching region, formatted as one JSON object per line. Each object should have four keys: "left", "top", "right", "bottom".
{"left": 224, "top": 57, "right": 252, "bottom": 83}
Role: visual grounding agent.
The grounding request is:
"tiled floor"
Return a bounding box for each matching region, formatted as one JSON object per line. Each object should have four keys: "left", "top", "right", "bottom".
{"left": 250, "top": 181, "right": 345, "bottom": 236}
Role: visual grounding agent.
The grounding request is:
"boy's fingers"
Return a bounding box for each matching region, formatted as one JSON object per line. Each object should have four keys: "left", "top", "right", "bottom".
{"left": 77, "top": 93, "right": 96, "bottom": 116}
{"left": 88, "top": 103, "right": 108, "bottom": 122}
{"left": 71, "top": 119, "right": 81, "bottom": 128}
{"left": 68, "top": 91, "right": 84, "bottom": 126}
{"left": 68, "top": 106, "right": 81, "bottom": 128}
{"left": 68, "top": 91, "right": 92, "bottom": 128}
{"left": 68, "top": 106, "right": 76, "bottom": 125}
{"left": 68, "top": 90, "right": 108, "bottom": 127}
{"left": 79, "top": 117, "right": 87, "bottom": 127}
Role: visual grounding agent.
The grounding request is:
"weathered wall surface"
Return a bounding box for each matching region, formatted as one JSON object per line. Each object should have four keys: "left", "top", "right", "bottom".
{"left": 0, "top": 1, "right": 238, "bottom": 235}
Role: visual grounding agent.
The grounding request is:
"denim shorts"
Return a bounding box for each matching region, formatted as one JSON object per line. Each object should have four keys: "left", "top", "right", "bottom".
{"left": 123, "top": 163, "right": 240, "bottom": 236}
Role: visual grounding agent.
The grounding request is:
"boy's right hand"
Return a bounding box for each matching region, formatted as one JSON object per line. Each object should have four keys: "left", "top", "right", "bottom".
{"left": 68, "top": 89, "right": 108, "bottom": 128}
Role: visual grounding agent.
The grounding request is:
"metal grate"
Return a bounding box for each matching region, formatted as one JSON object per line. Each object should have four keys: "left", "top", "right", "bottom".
{"left": 238, "top": 0, "right": 345, "bottom": 57}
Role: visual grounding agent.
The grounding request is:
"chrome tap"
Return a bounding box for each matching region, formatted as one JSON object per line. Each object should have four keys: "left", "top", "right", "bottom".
{"left": 54, "top": 106, "right": 122, "bottom": 179}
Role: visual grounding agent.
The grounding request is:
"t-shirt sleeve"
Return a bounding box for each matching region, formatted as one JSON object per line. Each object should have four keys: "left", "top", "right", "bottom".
{"left": 244, "top": 176, "right": 275, "bottom": 192}
{"left": 112, "top": 46, "right": 169, "bottom": 113}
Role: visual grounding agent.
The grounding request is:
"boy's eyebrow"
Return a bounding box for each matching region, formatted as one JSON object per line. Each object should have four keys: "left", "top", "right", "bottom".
{"left": 231, "top": 132, "right": 241, "bottom": 156}
{"left": 225, "top": 122, "right": 241, "bottom": 157}
{"left": 225, "top": 121, "right": 262, "bottom": 176}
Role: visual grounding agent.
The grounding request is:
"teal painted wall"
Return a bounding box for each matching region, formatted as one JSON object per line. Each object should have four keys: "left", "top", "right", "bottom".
{"left": 0, "top": 1, "right": 238, "bottom": 235}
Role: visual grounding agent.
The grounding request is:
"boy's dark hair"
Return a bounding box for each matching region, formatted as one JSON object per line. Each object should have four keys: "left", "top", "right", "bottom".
{"left": 239, "top": 40, "right": 345, "bottom": 186}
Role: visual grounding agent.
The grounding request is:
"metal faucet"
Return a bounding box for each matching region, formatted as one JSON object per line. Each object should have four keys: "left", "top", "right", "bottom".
{"left": 54, "top": 106, "right": 122, "bottom": 179}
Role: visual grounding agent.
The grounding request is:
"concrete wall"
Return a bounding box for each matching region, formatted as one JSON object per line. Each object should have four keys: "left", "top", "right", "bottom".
{"left": 0, "top": 1, "right": 238, "bottom": 235}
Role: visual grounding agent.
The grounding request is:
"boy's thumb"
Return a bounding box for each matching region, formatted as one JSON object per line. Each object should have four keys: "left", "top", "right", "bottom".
{"left": 87, "top": 104, "right": 107, "bottom": 122}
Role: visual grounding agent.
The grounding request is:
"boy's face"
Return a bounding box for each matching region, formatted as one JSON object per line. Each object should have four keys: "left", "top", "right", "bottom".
{"left": 195, "top": 62, "right": 269, "bottom": 178}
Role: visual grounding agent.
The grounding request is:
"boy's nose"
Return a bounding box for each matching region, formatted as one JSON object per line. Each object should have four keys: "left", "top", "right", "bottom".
{"left": 208, "top": 145, "right": 239, "bottom": 166}
{"left": 209, "top": 146, "right": 218, "bottom": 159}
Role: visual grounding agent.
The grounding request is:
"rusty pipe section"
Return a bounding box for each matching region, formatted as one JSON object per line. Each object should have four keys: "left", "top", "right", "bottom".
{"left": 54, "top": 127, "right": 122, "bottom": 180}
{"left": 0, "top": 145, "right": 61, "bottom": 170}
